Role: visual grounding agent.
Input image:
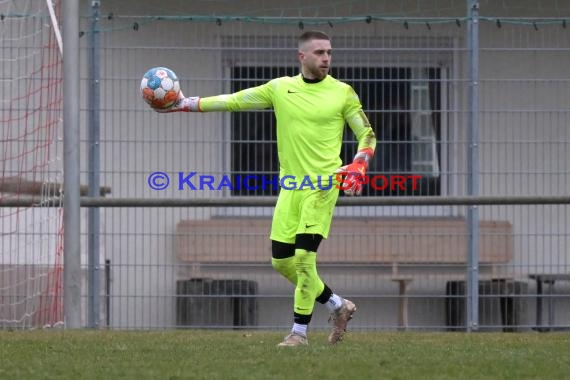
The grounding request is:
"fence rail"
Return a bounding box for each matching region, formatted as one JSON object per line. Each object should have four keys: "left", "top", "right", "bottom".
{"left": 2, "top": 196, "right": 570, "bottom": 208}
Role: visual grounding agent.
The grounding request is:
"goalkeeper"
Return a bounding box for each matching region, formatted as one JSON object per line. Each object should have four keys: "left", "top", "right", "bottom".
{"left": 154, "top": 30, "right": 376, "bottom": 346}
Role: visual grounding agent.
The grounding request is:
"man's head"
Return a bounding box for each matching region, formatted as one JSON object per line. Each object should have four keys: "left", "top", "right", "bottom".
{"left": 297, "top": 30, "right": 332, "bottom": 80}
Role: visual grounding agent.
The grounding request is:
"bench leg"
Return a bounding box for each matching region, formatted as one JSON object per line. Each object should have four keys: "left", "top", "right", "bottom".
{"left": 497, "top": 280, "right": 516, "bottom": 332}
{"left": 547, "top": 281, "right": 555, "bottom": 330}
{"left": 535, "top": 279, "right": 544, "bottom": 331}
{"left": 393, "top": 278, "right": 413, "bottom": 331}
{"left": 534, "top": 278, "right": 555, "bottom": 332}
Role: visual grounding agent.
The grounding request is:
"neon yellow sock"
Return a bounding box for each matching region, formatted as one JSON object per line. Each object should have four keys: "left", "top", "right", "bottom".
{"left": 271, "top": 256, "right": 298, "bottom": 285}
{"left": 293, "top": 249, "right": 325, "bottom": 316}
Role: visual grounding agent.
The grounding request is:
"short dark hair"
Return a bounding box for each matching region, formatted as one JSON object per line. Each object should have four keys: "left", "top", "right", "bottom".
{"left": 298, "top": 30, "right": 330, "bottom": 47}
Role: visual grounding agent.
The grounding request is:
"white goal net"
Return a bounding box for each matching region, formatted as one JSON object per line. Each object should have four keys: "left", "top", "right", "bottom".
{"left": 0, "top": 0, "right": 64, "bottom": 329}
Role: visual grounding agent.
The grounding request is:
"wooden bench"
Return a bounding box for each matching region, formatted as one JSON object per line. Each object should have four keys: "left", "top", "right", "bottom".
{"left": 176, "top": 217, "right": 513, "bottom": 265}
{"left": 176, "top": 217, "right": 514, "bottom": 329}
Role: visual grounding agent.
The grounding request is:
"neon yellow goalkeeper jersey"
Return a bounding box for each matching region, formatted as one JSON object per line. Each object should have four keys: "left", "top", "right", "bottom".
{"left": 199, "top": 74, "right": 376, "bottom": 184}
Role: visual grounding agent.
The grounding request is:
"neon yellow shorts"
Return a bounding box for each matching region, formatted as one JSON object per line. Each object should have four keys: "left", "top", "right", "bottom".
{"left": 269, "top": 187, "right": 340, "bottom": 244}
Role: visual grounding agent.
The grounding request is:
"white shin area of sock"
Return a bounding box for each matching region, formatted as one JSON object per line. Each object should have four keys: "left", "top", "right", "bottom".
{"left": 292, "top": 323, "right": 308, "bottom": 337}
{"left": 326, "top": 294, "right": 343, "bottom": 312}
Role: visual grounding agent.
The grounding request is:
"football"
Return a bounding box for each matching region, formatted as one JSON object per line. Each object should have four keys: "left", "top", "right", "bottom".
{"left": 140, "top": 67, "right": 180, "bottom": 109}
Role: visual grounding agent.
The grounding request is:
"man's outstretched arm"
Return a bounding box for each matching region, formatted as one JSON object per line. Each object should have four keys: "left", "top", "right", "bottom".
{"left": 152, "top": 83, "right": 274, "bottom": 113}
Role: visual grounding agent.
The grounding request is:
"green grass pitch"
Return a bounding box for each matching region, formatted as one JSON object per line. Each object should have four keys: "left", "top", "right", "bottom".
{"left": 1, "top": 330, "right": 569, "bottom": 379}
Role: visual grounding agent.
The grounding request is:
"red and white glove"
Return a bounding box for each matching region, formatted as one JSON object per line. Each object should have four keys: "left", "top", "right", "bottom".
{"left": 153, "top": 91, "right": 201, "bottom": 113}
{"left": 335, "top": 148, "right": 374, "bottom": 196}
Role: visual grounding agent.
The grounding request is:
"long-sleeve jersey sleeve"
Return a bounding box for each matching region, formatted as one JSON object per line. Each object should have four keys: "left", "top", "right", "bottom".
{"left": 198, "top": 82, "right": 274, "bottom": 112}
{"left": 343, "top": 86, "right": 377, "bottom": 155}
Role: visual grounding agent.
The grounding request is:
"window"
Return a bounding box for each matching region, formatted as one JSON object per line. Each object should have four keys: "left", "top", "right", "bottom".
{"left": 230, "top": 66, "right": 441, "bottom": 196}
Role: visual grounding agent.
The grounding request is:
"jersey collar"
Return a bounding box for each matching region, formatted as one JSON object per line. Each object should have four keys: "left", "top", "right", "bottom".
{"left": 301, "top": 74, "right": 327, "bottom": 84}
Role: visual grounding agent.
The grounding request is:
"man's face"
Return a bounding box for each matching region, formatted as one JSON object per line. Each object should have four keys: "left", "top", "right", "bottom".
{"left": 298, "top": 39, "right": 332, "bottom": 80}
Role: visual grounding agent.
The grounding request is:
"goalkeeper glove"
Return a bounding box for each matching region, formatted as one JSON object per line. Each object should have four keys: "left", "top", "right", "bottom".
{"left": 153, "top": 91, "right": 201, "bottom": 113}
{"left": 335, "top": 147, "right": 374, "bottom": 196}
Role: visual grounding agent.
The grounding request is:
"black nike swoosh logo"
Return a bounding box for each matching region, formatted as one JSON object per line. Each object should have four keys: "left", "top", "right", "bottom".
{"left": 287, "top": 90, "right": 298, "bottom": 93}
{"left": 305, "top": 224, "right": 317, "bottom": 228}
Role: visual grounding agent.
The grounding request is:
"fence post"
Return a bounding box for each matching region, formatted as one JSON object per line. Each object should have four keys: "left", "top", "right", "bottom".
{"left": 88, "top": 0, "right": 102, "bottom": 329}
{"left": 63, "top": 0, "right": 82, "bottom": 329}
{"left": 466, "top": 0, "right": 480, "bottom": 332}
